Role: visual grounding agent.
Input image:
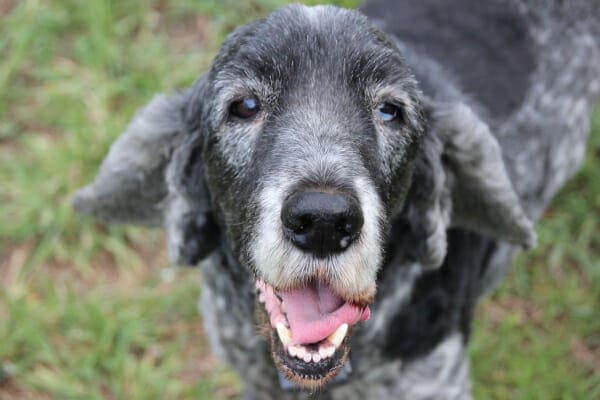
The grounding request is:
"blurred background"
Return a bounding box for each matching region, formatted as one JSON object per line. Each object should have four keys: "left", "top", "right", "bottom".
{"left": 0, "top": 0, "right": 598, "bottom": 398}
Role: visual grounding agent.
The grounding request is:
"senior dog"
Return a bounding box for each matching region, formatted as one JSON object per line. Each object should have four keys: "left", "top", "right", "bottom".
{"left": 73, "top": 1, "right": 600, "bottom": 399}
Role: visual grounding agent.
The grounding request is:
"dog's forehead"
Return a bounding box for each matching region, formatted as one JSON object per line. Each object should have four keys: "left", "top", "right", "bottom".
{"left": 210, "top": 5, "right": 407, "bottom": 90}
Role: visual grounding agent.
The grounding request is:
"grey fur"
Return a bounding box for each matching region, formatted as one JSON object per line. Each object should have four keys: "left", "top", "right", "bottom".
{"left": 72, "top": 91, "right": 190, "bottom": 226}
{"left": 73, "top": 1, "right": 600, "bottom": 399}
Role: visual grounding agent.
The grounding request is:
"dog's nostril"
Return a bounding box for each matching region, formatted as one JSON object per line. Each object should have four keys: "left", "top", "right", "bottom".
{"left": 281, "top": 191, "right": 363, "bottom": 257}
{"left": 335, "top": 219, "right": 360, "bottom": 236}
{"left": 292, "top": 216, "right": 312, "bottom": 234}
{"left": 282, "top": 211, "right": 309, "bottom": 234}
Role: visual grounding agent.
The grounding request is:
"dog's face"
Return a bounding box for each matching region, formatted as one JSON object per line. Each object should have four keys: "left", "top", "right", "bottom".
{"left": 195, "top": 5, "right": 424, "bottom": 387}
{"left": 74, "top": 3, "right": 537, "bottom": 391}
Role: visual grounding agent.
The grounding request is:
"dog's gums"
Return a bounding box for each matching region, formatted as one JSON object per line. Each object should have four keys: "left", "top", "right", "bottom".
{"left": 256, "top": 279, "right": 369, "bottom": 384}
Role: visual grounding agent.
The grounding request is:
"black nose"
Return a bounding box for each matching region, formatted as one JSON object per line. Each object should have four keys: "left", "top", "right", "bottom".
{"left": 281, "top": 191, "right": 363, "bottom": 257}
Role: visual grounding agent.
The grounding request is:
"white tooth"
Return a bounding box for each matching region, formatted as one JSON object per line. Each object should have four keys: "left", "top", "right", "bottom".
{"left": 276, "top": 323, "right": 292, "bottom": 346}
{"left": 303, "top": 353, "right": 312, "bottom": 363}
{"left": 327, "top": 346, "right": 336, "bottom": 357}
{"left": 318, "top": 346, "right": 327, "bottom": 358}
{"left": 258, "top": 293, "right": 266, "bottom": 303}
{"left": 288, "top": 346, "right": 298, "bottom": 357}
{"left": 296, "top": 346, "right": 307, "bottom": 359}
{"left": 327, "top": 323, "right": 348, "bottom": 348}
{"left": 312, "top": 353, "right": 321, "bottom": 363}
{"left": 280, "top": 301, "right": 286, "bottom": 313}
{"left": 273, "top": 314, "right": 287, "bottom": 327}
{"left": 319, "top": 344, "right": 333, "bottom": 359}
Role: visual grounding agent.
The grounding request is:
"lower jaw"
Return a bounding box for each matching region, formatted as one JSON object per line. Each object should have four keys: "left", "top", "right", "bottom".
{"left": 270, "top": 330, "right": 351, "bottom": 389}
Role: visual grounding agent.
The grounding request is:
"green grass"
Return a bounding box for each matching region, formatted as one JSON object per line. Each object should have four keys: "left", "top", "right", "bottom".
{"left": 470, "top": 111, "right": 600, "bottom": 400}
{"left": 0, "top": 0, "right": 598, "bottom": 398}
{"left": 472, "top": 271, "right": 600, "bottom": 399}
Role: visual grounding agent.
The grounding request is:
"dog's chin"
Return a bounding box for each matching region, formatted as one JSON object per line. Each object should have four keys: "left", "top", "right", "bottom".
{"left": 270, "top": 329, "right": 351, "bottom": 389}
{"left": 255, "top": 279, "right": 371, "bottom": 389}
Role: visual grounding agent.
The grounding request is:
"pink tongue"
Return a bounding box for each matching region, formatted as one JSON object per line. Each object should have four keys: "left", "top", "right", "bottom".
{"left": 279, "top": 282, "right": 370, "bottom": 345}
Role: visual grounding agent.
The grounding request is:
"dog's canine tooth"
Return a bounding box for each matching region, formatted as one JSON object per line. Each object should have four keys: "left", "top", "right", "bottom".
{"left": 276, "top": 323, "right": 292, "bottom": 346}
{"left": 328, "top": 346, "right": 336, "bottom": 357}
{"left": 272, "top": 314, "right": 287, "bottom": 327}
{"left": 324, "top": 347, "right": 333, "bottom": 358}
{"left": 327, "top": 323, "right": 348, "bottom": 348}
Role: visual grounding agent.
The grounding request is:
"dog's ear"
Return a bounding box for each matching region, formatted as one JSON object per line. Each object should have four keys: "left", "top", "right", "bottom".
{"left": 73, "top": 76, "right": 220, "bottom": 266}
{"left": 72, "top": 90, "right": 191, "bottom": 225}
{"left": 400, "top": 100, "right": 537, "bottom": 269}
{"left": 163, "top": 133, "right": 220, "bottom": 266}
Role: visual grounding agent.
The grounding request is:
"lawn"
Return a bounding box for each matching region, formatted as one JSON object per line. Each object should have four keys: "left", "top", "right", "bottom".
{"left": 0, "top": 1, "right": 598, "bottom": 399}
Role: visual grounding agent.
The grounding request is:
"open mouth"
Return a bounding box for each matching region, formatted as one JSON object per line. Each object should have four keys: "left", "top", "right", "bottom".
{"left": 256, "top": 279, "right": 370, "bottom": 388}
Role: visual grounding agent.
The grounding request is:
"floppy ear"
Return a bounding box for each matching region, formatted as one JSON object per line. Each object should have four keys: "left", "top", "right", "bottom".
{"left": 72, "top": 76, "right": 220, "bottom": 266}
{"left": 72, "top": 90, "right": 190, "bottom": 225}
{"left": 163, "top": 133, "right": 220, "bottom": 266}
{"left": 400, "top": 100, "right": 537, "bottom": 269}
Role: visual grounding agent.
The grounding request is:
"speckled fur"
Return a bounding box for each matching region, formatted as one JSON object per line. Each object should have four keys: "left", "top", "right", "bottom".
{"left": 74, "top": 1, "right": 600, "bottom": 399}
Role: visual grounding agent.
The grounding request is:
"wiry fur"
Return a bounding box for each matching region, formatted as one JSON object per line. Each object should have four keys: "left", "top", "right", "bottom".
{"left": 73, "top": 1, "right": 600, "bottom": 399}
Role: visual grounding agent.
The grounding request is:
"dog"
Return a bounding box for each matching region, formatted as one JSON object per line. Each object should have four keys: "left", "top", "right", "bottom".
{"left": 73, "top": 1, "right": 600, "bottom": 399}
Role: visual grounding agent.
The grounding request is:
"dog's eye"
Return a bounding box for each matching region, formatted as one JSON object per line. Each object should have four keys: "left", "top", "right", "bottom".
{"left": 230, "top": 96, "right": 260, "bottom": 119}
{"left": 376, "top": 102, "right": 402, "bottom": 122}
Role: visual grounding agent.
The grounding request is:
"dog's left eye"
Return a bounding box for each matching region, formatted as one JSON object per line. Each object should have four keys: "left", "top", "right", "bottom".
{"left": 376, "top": 102, "right": 402, "bottom": 122}
{"left": 230, "top": 96, "right": 260, "bottom": 119}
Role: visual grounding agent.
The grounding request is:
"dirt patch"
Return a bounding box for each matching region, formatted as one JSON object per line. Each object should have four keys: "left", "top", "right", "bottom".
{"left": 0, "top": 242, "right": 29, "bottom": 325}
{"left": 0, "top": 231, "right": 170, "bottom": 295}
{"left": 0, "top": 0, "right": 15, "bottom": 18}
{"left": 480, "top": 296, "right": 545, "bottom": 329}
{"left": 177, "top": 321, "right": 217, "bottom": 383}
{"left": 163, "top": 13, "right": 213, "bottom": 52}
{"left": 0, "top": 242, "right": 34, "bottom": 288}
{"left": 571, "top": 337, "right": 600, "bottom": 374}
{"left": 0, "top": 137, "right": 22, "bottom": 153}
{"left": 0, "top": 378, "right": 52, "bottom": 400}
{"left": 44, "top": 232, "right": 168, "bottom": 295}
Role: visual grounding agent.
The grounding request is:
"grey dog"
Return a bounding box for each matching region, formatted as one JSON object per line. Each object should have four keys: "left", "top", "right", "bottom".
{"left": 73, "top": 1, "right": 600, "bottom": 399}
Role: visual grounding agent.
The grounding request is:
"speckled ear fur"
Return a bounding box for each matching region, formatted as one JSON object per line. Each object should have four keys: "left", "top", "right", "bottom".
{"left": 164, "top": 133, "right": 219, "bottom": 266}
{"left": 72, "top": 91, "right": 190, "bottom": 226}
{"left": 400, "top": 100, "right": 537, "bottom": 269}
{"left": 72, "top": 77, "right": 219, "bottom": 266}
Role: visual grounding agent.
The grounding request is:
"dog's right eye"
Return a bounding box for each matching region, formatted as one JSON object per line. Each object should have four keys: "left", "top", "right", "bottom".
{"left": 376, "top": 102, "right": 403, "bottom": 123}
{"left": 230, "top": 96, "right": 260, "bottom": 119}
